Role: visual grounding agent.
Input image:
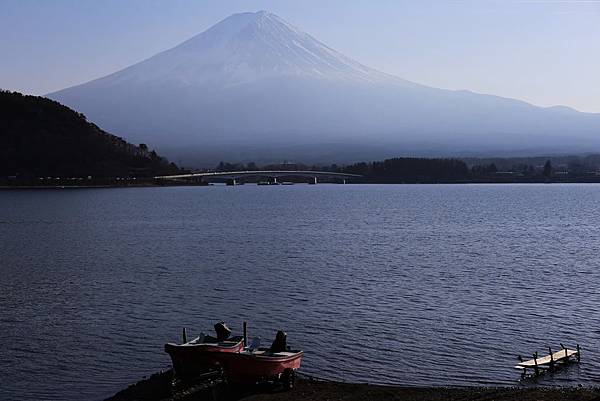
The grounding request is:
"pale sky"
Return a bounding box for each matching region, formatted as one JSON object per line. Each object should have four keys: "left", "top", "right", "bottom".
{"left": 1, "top": 0, "right": 599, "bottom": 112}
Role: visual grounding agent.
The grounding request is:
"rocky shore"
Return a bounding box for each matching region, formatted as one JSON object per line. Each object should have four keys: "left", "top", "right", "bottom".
{"left": 105, "top": 370, "right": 600, "bottom": 401}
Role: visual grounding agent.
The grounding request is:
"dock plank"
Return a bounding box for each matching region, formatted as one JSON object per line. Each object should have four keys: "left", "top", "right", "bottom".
{"left": 515, "top": 349, "right": 578, "bottom": 369}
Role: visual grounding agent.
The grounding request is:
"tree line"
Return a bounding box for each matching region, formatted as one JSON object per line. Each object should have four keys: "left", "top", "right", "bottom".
{"left": 210, "top": 157, "right": 600, "bottom": 183}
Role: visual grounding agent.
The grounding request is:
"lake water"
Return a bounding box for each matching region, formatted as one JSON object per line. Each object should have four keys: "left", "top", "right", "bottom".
{"left": 1, "top": 184, "right": 600, "bottom": 400}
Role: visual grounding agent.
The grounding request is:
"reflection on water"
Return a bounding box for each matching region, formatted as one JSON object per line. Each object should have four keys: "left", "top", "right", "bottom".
{"left": 1, "top": 184, "right": 600, "bottom": 400}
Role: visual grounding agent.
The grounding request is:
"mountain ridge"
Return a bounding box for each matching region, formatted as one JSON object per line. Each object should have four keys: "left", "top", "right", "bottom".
{"left": 48, "top": 11, "right": 600, "bottom": 166}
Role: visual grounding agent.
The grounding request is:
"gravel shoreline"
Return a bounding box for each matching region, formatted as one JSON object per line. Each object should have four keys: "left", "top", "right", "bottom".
{"left": 105, "top": 370, "right": 600, "bottom": 401}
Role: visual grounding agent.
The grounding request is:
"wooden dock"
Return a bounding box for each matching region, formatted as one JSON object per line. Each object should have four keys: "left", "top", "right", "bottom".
{"left": 514, "top": 344, "right": 580, "bottom": 376}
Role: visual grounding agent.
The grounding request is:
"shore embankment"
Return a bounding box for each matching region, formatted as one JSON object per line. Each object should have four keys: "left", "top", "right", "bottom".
{"left": 105, "top": 370, "right": 600, "bottom": 401}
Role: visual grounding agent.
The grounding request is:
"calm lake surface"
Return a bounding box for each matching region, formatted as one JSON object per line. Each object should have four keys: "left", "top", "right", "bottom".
{"left": 1, "top": 184, "right": 600, "bottom": 400}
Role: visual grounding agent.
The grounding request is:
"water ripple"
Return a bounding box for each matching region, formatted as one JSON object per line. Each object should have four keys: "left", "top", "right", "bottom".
{"left": 1, "top": 184, "right": 600, "bottom": 400}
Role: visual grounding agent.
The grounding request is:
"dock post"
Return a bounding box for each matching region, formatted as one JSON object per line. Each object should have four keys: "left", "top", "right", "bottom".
{"left": 549, "top": 347, "right": 554, "bottom": 371}
{"left": 577, "top": 344, "right": 581, "bottom": 361}
{"left": 243, "top": 321, "right": 247, "bottom": 347}
{"left": 559, "top": 343, "right": 568, "bottom": 360}
{"left": 518, "top": 355, "right": 525, "bottom": 377}
{"left": 533, "top": 352, "right": 539, "bottom": 376}
{"left": 182, "top": 327, "right": 187, "bottom": 343}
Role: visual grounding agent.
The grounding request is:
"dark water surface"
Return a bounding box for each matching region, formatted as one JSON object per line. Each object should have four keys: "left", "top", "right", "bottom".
{"left": 1, "top": 184, "right": 600, "bottom": 400}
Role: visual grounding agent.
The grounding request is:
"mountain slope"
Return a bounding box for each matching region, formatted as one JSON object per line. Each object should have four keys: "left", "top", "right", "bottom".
{"left": 0, "top": 90, "right": 181, "bottom": 178}
{"left": 85, "top": 11, "right": 410, "bottom": 88}
{"left": 48, "top": 11, "right": 600, "bottom": 165}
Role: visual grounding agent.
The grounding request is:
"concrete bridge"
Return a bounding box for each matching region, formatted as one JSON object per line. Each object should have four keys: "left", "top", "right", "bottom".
{"left": 155, "top": 170, "right": 362, "bottom": 185}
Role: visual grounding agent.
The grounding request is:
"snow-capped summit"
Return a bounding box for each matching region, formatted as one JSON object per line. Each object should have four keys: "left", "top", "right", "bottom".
{"left": 102, "top": 11, "right": 406, "bottom": 88}
{"left": 49, "top": 11, "right": 600, "bottom": 165}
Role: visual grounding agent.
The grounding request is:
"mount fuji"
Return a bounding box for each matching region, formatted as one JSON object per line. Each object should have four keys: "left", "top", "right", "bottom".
{"left": 49, "top": 11, "right": 600, "bottom": 165}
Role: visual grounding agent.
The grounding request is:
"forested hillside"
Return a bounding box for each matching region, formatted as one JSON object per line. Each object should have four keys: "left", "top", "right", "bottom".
{"left": 0, "top": 90, "right": 181, "bottom": 182}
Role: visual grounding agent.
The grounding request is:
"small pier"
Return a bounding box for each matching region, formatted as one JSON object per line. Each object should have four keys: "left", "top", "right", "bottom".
{"left": 515, "top": 344, "right": 580, "bottom": 376}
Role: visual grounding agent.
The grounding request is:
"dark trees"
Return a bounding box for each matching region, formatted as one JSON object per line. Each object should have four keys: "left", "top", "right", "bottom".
{"left": 543, "top": 160, "right": 553, "bottom": 178}
{"left": 343, "top": 157, "right": 469, "bottom": 183}
{"left": 0, "top": 90, "right": 181, "bottom": 179}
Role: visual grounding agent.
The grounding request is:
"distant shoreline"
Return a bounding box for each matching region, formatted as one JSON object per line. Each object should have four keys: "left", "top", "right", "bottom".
{"left": 0, "top": 185, "right": 154, "bottom": 190}
{"left": 5, "top": 181, "right": 600, "bottom": 189}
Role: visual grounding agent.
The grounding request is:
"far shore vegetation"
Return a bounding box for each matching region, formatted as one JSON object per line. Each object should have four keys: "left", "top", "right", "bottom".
{"left": 208, "top": 155, "right": 600, "bottom": 184}
{"left": 10, "top": 153, "right": 600, "bottom": 187}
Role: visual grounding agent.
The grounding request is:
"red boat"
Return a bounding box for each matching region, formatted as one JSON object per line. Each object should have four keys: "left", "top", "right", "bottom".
{"left": 164, "top": 322, "right": 244, "bottom": 378}
{"left": 218, "top": 330, "right": 304, "bottom": 388}
{"left": 165, "top": 323, "right": 303, "bottom": 388}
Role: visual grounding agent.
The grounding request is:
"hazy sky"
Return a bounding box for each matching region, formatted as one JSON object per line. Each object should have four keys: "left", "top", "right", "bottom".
{"left": 1, "top": 0, "right": 599, "bottom": 112}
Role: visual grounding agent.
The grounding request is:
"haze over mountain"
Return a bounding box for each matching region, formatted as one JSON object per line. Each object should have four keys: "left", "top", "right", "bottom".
{"left": 49, "top": 11, "right": 600, "bottom": 166}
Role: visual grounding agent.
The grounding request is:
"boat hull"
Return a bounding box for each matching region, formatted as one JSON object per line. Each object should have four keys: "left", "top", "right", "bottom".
{"left": 164, "top": 339, "right": 244, "bottom": 378}
{"left": 218, "top": 350, "right": 304, "bottom": 383}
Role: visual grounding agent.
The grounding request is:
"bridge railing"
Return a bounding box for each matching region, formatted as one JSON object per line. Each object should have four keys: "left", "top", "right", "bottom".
{"left": 154, "top": 170, "right": 362, "bottom": 181}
